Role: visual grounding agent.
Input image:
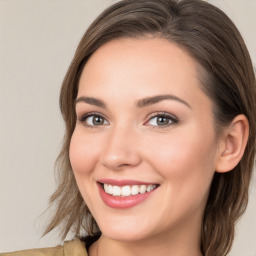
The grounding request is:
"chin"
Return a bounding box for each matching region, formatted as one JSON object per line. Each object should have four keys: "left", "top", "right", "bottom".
{"left": 96, "top": 217, "right": 155, "bottom": 242}
{"left": 102, "top": 229, "right": 151, "bottom": 242}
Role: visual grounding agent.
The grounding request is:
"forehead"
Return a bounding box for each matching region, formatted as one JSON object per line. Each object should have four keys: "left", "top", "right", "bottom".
{"left": 78, "top": 37, "right": 212, "bottom": 113}
{"left": 81, "top": 37, "right": 199, "bottom": 83}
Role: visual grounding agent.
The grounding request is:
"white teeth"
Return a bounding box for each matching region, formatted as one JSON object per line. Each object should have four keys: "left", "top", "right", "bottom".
{"left": 131, "top": 185, "right": 139, "bottom": 195}
{"left": 112, "top": 186, "right": 121, "bottom": 196}
{"left": 104, "top": 183, "right": 108, "bottom": 193}
{"left": 104, "top": 184, "right": 113, "bottom": 195}
{"left": 139, "top": 185, "right": 146, "bottom": 194}
{"left": 108, "top": 184, "right": 113, "bottom": 194}
{"left": 147, "top": 184, "right": 156, "bottom": 192}
{"left": 147, "top": 185, "right": 153, "bottom": 192}
{"left": 121, "top": 185, "right": 131, "bottom": 196}
{"left": 103, "top": 183, "right": 157, "bottom": 197}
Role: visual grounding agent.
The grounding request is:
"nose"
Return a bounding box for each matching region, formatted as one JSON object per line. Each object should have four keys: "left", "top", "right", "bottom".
{"left": 100, "top": 126, "right": 142, "bottom": 171}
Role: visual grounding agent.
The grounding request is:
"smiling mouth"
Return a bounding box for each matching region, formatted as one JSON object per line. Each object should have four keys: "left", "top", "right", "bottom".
{"left": 99, "top": 183, "right": 158, "bottom": 197}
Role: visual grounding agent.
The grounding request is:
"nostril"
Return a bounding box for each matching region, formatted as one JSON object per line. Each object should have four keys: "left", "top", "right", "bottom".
{"left": 101, "top": 152, "right": 141, "bottom": 171}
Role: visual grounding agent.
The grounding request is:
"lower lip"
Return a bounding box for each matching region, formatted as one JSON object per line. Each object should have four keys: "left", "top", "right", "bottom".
{"left": 97, "top": 183, "right": 158, "bottom": 209}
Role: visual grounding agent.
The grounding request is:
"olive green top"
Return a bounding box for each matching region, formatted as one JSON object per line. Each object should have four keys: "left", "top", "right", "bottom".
{"left": 0, "top": 239, "right": 88, "bottom": 256}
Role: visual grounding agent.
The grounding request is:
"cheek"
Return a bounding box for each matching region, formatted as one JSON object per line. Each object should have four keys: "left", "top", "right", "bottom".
{"left": 143, "top": 126, "right": 217, "bottom": 191}
{"left": 69, "top": 129, "right": 104, "bottom": 208}
{"left": 69, "top": 129, "right": 101, "bottom": 177}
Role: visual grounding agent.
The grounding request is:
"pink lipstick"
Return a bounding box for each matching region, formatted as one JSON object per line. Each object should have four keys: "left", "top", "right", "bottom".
{"left": 97, "top": 179, "right": 159, "bottom": 209}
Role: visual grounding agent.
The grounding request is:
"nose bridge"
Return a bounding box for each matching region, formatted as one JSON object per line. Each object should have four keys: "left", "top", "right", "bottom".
{"left": 101, "top": 121, "right": 141, "bottom": 170}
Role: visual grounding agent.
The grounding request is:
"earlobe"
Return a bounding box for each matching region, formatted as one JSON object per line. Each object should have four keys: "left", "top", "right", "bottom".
{"left": 215, "top": 114, "right": 249, "bottom": 173}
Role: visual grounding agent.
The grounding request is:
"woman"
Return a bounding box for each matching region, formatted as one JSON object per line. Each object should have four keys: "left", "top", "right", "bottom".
{"left": 2, "top": 0, "right": 255, "bottom": 255}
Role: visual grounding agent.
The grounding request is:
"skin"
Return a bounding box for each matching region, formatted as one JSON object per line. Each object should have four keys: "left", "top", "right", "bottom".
{"left": 69, "top": 37, "right": 248, "bottom": 256}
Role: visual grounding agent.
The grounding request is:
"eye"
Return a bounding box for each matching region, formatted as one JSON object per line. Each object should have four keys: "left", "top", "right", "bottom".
{"left": 145, "top": 113, "right": 178, "bottom": 127}
{"left": 79, "top": 113, "right": 109, "bottom": 127}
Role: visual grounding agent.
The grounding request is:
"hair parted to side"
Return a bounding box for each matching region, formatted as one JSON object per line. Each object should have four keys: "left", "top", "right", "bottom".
{"left": 43, "top": 0, "right": 256, "bottom": 255}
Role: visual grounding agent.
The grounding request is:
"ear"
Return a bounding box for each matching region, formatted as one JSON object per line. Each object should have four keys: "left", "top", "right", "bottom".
{"left": 215, "top": 114, "right": 249, "bottom": 173}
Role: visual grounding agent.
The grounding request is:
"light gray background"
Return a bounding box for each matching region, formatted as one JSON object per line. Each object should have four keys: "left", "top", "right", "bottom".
{"left": 0, "top": 0, "right": 255, "bottom": 255}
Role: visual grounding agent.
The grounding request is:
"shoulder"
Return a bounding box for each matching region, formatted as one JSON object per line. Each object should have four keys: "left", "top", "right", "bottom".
{"left": 0, "top": 239, "right": 87, "bottom": 256}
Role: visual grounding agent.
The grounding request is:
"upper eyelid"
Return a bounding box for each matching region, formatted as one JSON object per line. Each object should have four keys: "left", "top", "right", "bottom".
{"left": 146, "top": 111, "right": 178, "bottom": 120}
{"left": 77, "top": 111, "right": 108, "bottom": 120}
{"left": 78, "top": 112, "right": 109, "bottom": 128}
{"left": 144, "top": 112, "right": 179, "bottom": 126}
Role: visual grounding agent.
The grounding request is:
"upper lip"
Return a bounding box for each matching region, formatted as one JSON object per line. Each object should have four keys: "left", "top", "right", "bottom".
{"left": 97, "top": 179, "right": 158, "bottom": 186}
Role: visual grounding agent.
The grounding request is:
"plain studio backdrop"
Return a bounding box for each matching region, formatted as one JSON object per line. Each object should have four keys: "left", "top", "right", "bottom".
{"left": 0, "top": 0, "right": 255, "bottom": 255}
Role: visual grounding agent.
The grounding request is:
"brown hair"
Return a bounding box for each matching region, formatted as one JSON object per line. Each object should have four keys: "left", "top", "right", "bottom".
{"left": 44, "top": 0, "right": 256, "bottom": 255}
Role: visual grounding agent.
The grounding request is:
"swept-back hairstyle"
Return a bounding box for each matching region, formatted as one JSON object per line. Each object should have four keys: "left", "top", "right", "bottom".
{"left": 44, "top": 0, "right": 256, "bottom": 255}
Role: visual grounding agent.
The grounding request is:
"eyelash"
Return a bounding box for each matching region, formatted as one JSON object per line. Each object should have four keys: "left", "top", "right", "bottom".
{"left": 144, "top": 112, "right": 178, "bottom": 128}
{"left": 78, "top": 111, "right": 179, "bottom": 128}
{"left": 78, "top": 112, "right": 109, "bottom": 128}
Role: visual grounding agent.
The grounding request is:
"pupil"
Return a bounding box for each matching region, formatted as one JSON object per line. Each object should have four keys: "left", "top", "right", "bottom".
{"left": 157, "top": 117, "right": 169, "bottom": 125}
{"left": 93, "top": 116, "right": 103, "bottom": 125}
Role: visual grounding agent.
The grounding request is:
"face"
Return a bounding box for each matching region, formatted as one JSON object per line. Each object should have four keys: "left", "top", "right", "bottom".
{"left": 69, "top": 38, "right": 220, "bottom": 242}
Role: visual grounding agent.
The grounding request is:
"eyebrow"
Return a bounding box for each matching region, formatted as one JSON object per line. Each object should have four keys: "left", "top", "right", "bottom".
{"left": 75, "top": 94, "right": 191, "bottom": 109}
{"left": 136, "top": 94, "right": 191, "bottom": 109}
{"left": 75, "top": 96, "right": 106, "bottom": 108}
